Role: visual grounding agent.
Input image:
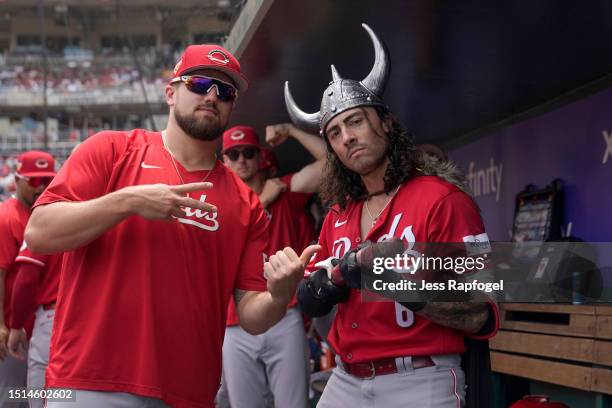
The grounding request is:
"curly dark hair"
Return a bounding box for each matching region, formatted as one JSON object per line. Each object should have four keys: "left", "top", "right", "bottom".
{"left": 320, "top": 107, "right": 417, "bottom": 210}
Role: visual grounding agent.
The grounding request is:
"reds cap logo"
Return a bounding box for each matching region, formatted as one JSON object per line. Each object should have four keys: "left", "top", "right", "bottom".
{"left": 173, "top": 58, "right": 183, "bottom": 75}
{"left": 230, "top": 130, "right": 245, "bottom": 140}
{"left": 35, "top": 159, "right": 49, "bottom": 169}
{"left": 208, "top": 49, "right": 230, "bottom": 65}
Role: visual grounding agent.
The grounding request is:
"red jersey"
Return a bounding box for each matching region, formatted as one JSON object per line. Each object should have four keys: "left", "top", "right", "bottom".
{"left": 34, "top": 130, "right": 269, "bottom": 408}
{"left": 0, "top": 197, "right": 30, "bottom": 327}
{"left": 226, "top": 174, "right": 313, "bottom": 326}
{"left": 267, "top": 174, "right": 313, "bottom": 256}
{"left": 307, "top": 176, "right": 499, "bottom": 364}
{"left": 15, "top": 246, "right": 62, "bottom": 307}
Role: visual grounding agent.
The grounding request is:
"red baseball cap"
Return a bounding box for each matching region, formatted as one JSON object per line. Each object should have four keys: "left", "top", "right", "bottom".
{"left": 171, "top": 44, "right": 249, "bottom": 92}
{"left": 222, "top": 126, "right": 261, "bottom": 153}
{"left": 259, "top": 148, "right": 278, "bottom": 171}
{"left": 15, "top": 150, "right": 56, "bottom": 177}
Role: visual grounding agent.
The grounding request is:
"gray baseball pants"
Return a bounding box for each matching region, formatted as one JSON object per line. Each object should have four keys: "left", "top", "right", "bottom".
{"left": 0, "top": 352, "right": 28, "bottom": 407}
{"left": 24, "top": 306, "right": 54, "bottom": 408}
{"left": 46, "top": 390, "right": 170, "bottom": 408}
{"left": 317, "top": 354, "right": 466, "bottom": 408}
{"left": 220, "top": 308, "right": 309, "bottom": 408}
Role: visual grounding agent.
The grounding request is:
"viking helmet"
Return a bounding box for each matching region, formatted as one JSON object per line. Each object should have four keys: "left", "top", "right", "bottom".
{"left": 284, "top": 23, "right": 390, "bottom": 136}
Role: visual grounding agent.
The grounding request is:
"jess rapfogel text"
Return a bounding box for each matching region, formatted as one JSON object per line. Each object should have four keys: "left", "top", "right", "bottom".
{"left": 371, "top": 279, "right": 503, "bottom": 293}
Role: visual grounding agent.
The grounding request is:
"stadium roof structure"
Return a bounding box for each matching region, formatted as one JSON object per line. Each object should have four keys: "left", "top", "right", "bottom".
{"left": 0, "top": 0, "right": 227, "bottom": 7}
{"left": 0, "top": 0, "right": 240, "bottom": 22}
{"left": 227, "top": 0, "right": 612, "bottom": 173}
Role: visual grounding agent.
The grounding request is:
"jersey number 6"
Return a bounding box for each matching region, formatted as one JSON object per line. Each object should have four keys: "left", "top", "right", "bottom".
{"left": 395, "top": 303, "right": 415, "bottom": 328}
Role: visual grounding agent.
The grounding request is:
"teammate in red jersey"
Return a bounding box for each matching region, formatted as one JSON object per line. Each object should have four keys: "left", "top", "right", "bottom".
{"left": 220, "top": 124, "right": 323, "bottom": 408}
{"left": 25, "top": 44, "right": 318, "bottom": 408}
{"left": 8, "top": 244, "right": 62, "bottom": 408}
{"left": 0, "top": 151, "right": 55, "bottom": 407}
{"left": 280, "top": 24, "right": 499, "bottom": 407}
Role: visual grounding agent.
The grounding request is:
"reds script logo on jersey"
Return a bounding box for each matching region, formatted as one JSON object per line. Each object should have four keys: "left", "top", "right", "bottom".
{"left": 330, "top": 211, "right": 418, "bottom": 331}
{"left": 174, "top": 194, "right": 219, "bottom": 231}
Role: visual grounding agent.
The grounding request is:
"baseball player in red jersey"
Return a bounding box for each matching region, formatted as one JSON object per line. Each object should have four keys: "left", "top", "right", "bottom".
{"left": 24, "top": 44, "right": 319, "bottom": 408}
{"left": 8, "top": 245, "right": 62, "bottom": 408}
{"left": 0, "top": 151, "right": 55, "bottom": 407}
{"left": 282, "top": 24, "right": 499, "bottom": 407}
{"left": 219, "top": 124, "right": 323, "bottom": 408}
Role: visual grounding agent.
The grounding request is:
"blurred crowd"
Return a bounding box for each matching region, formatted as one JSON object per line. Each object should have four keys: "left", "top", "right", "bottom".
{"left": 0, "top": 116, "right": 101, "bottom": 152}
{"left": 0, "top": 154, "right": 17, "bottom": 201}
{"left": 0, "top": 46, "right": 178, "bottom": 151}
{"left": 0, "top": 64, "right": 170, "bottom": 94}
{"left": 0, "top": 45, "right": 182, "bottom": 97}
{"left": 0, "top": 44, "right": 196, "bottom": 199}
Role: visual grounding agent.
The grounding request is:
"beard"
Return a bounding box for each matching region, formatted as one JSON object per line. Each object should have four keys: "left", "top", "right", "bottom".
{"left": 342, "top": 137, "right": 388, "bottom": 176}
{"left": 237, "top": 167, "right": 258, "bottom": 183}
{"left": 350, "top": 154, "right": 386, "bottom": 176}
{"left": 174, "top": 106, "right": 226, "bottom": 141}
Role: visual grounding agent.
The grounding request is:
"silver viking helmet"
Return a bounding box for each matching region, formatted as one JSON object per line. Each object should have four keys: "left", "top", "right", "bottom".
{"left": 284, "top": 23, "right": 390, "bottom": 136}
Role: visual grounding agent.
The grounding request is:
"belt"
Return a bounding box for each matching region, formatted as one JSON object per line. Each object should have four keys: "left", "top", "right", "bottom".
{"left": 341, "top": 356, "right": 435, "bottom": 379}
{"left": 42, "top": 301, "right": 56, "bottom": 311}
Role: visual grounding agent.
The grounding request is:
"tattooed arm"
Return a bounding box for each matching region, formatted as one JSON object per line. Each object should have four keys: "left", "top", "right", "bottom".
{"left": 417, "top": 301, "right": 491, "bottom": 334}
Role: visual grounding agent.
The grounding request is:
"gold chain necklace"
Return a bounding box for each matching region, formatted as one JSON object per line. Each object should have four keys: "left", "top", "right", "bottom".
{"left": 364, "top": 185, "right": 401, "bottom": 227}
{"left": 161, "top": 131, "right": 215, "bottom": 197}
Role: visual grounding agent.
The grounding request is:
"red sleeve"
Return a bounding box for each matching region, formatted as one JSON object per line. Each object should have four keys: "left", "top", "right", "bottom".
{"left": 15, "top": 245, "right": 49, "bottom": 268}
{"left": 281, "top": 173, "right": 312, "bottom": 209}
{"left": 34, "top": 131, "right": 127, "bottom": 208}
{"left": 0, "top": 209, "right": 19, "bottom": 270}
{"left": 10, "top": 262, "right": 41, "bottom": 330}
{"left": 234, "top": 189, "right": 269, "bottom": 292}
{"left": 426, "top": 191, "right": 486, "bottom": 243}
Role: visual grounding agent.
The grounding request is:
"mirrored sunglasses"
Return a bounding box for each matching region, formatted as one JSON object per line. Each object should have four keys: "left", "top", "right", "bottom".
{"left": 172, "top": 75, "right": 237, "bottom": 102}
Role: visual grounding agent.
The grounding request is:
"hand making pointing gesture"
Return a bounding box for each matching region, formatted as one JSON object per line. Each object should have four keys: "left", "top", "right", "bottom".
{"left": 126, "top": 181, "right": 216, "bottom": 221}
